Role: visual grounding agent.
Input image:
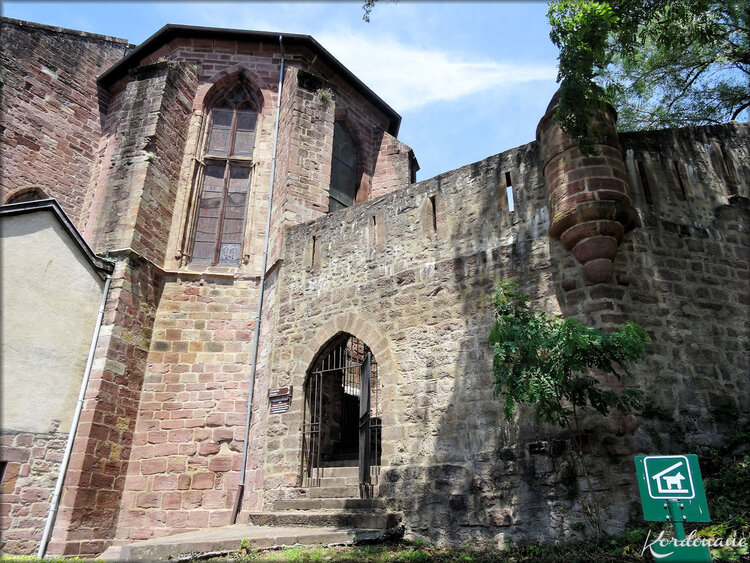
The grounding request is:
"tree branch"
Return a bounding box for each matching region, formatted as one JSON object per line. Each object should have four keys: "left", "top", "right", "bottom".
{"left": 731, "top": 100, "right": 750, "bottom": 120}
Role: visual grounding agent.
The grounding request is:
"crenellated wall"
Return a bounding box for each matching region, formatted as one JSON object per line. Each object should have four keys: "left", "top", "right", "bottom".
{"left": 2, "top": 16, "right": 747, "bottom": 558}
{"left": 262, "top": 121, "right": 749, "bottom": 544}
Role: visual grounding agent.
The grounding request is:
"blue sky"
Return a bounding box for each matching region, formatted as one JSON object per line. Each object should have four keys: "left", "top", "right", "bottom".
{"left": 3, "top": 1, "right": 561, "bottom": 181}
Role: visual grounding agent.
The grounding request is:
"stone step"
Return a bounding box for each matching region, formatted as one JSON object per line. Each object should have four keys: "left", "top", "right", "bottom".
{"left": 309, "top": 476, "right": 360, "bottom": 487}
{"left": 315, "top": 465, "right": 360, "bottom": 477}
{"left": 245, "top": 510, "right": 400, "bottom": 530}
{"left": 272, "top": 497, "right": 386, "bottom": 511}
{"left": 291, "top": 485, "right": 363, "bottom": 498}
{"left": 100, "top": 525, "right": 388, "bottom": 561}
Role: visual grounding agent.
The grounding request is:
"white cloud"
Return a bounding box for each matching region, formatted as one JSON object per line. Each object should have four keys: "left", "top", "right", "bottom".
{"left": 155, "top": 3, "right": 557, "bottom": 114}
{"left": 316, "top": 32, "right": 557, "bottom": 113}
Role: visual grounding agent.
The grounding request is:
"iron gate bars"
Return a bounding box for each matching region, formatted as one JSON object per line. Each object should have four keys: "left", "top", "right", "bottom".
{"left": 301, "top": 334, "right": 380, "bottom": 495}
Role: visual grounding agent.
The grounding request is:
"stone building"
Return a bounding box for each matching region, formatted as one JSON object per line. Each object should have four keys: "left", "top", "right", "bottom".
{"left": 1, "top": 16, "right": 748, "bottom": 558}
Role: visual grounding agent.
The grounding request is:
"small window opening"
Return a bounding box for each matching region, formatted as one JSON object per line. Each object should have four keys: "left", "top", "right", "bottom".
{"left": 673, "top": 161, "right": 687, "bottom": 200}
{"left": 637, "top": 161, "right": 653, "bottom": 204}
{"left": 505, "top": 172, "right": 515, "bottom": 213}
{"left": 311, "top": 235, "right": 318, "bottom": 267}
{"left": 429, "top": 195, "right": 437, "bottom": 233}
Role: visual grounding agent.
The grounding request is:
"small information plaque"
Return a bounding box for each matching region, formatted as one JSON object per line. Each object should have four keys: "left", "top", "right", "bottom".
{"left": 268, "top": 386, "right": 292, "bottom": 414}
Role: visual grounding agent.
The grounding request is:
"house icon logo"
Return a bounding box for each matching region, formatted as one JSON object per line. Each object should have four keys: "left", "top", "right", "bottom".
{"left": 644, "top": 455, "right": 696, "bottom": 500}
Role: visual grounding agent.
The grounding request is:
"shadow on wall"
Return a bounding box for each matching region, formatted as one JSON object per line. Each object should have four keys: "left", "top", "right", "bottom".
{"left": 381, "top": 122, "right": 750, "bottom": 546}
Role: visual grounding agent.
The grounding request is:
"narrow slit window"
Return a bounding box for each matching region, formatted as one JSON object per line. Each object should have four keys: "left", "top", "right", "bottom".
{"left": 429, "top": 195, "right": 437, "bottom": 232}
{"left": 673, "top": 161, "right": 687, "bottom": 200}
{"left": 505, "top": 172, "right": 515, "bottom": 213}
{"left": 637, "top": 161, "right": 653, "bottom": 204}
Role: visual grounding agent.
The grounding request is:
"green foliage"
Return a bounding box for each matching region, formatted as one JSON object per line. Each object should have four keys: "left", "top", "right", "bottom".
{"left": 488, "top": 282, "right": 649, "bottom": 427}
{"left": 362, "top": 0, "right": 398, "bottom": 22}
{"left": 548, "top": 0, "right": 750, "bottom": 145}
{"left": 697, "top": 452, "right": 750, "bottom": 561}
{"left": 548, "top": 0, "right": 620, "bottom": 152}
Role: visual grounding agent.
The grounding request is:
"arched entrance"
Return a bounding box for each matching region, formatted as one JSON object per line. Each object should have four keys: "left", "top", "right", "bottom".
{"left": 301, "top": 333, "right": 381, "bottom": 497}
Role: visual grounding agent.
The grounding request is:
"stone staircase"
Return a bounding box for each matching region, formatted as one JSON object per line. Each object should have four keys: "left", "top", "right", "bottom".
{"left": 101, "top": 466, "right": 400, "bottom": 561}
{"left": 244, "top": 465, "right": 400, "bottom": 536}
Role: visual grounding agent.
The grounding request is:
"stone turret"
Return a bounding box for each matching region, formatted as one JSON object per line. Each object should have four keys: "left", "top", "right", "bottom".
{"left": 536, "top": 93, "right": 638, "bottom": 284}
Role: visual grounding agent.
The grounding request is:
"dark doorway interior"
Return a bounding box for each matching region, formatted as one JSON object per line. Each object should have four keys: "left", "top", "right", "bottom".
{"left": 302, "top": 334, "right": 381, "bottom": 490}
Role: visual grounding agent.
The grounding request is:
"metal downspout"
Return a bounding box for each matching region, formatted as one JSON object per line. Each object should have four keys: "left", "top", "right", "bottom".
{"left": 231, "top": 35, "right": 285, "bottom": 524}
{"left": 37, "top": 274, "right": 112, "bottom": 558}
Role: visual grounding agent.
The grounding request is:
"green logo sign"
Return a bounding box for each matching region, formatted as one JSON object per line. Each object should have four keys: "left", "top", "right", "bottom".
{"left": 635, "top": 454, "right": 710, "bottom": 522}
{"left": 644, "top": 455, "right": 695, "bottom": 500}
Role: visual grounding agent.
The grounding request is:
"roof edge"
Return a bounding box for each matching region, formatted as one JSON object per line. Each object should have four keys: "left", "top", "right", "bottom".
{"left": 97, "top": 23, "right": 401, "bottom": 136}
{"left": 0, "top": 199, "right": 115, "bottom": 278}
{"left": 1, "top": 16, "right": 132, "bottom": 46}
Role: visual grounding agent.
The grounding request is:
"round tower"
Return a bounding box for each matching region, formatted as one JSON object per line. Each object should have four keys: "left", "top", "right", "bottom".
{"left": 536, "top": 94, "right": 638, "bottom": 284}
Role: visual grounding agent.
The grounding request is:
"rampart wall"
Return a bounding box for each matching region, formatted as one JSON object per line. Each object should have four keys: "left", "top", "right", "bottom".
{"left": 264, "top": 122, "right": 749, "bottom": 544}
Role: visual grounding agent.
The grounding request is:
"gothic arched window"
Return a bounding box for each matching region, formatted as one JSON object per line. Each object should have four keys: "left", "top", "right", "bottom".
{"left": 328, "top": 122, "right": 358, "bottom": 212}
{"left": 192, "top": 83, "right": 258, "bottom": 265}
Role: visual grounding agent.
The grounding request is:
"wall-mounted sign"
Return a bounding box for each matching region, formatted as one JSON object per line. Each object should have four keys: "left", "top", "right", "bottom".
{"left": 268, "top": 386, "right": 292, "bottom": 414}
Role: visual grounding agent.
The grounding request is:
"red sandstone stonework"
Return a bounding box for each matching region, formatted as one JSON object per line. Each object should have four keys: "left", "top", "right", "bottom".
{"left": 0, "top": 19, "right": 131, "bottom": 227}
{"left": 2, "top": 15, "right": 748, "bottom": 559}
{"left": 536, "top": 97, "right": 638, "bottom": 284}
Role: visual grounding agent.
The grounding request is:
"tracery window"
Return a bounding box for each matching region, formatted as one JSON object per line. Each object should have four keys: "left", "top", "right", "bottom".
{"left": 328, "top": 122, "right": 358, "bottom": 212}
{"left": 191, "top": 83, "right": 257, "bottom": 265}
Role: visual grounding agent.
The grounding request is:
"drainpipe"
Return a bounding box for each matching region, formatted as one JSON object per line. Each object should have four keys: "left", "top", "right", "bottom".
{"left": 38, "top": 273, "right": 112, "bottom": 558}
{"left": 231, "top": 34, "right": 285, "bottom": 524}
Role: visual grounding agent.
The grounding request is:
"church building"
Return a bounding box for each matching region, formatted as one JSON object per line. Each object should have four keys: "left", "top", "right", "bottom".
{"left": 1, "top": 17, "right": 748, "bottom": 558}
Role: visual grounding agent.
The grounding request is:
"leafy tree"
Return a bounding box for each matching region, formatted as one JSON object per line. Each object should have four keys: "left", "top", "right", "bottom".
{"left": 364, "top": 0, "right": 748, "bottom": 144}
{"left": 489, "top": 282, "right": 650, "bottom": 533}
{"left": 362, "top": 0, "right": 394, "bottom": 22}
{"left": 549, "top": 0, "right": 749, "bottom": 144}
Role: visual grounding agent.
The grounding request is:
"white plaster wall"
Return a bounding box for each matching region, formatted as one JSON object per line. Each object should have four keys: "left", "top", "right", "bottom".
{"left": 1, "top": 211, "right": 104, "bottom": 433}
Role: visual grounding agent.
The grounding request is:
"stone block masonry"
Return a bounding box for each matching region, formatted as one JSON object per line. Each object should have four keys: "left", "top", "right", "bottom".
{"left": 110, "top": 275, "right": 261, "bottom": 544}
{"left": 45, "top": 254, "right": 162, "bottom": 557}
{"left": 0, "top": 430, "right": 67, "bottom": 554}
{"left": 86, "top": 61, "right": 198, "bottom": 266}
{"left": 2, "top": 16, "right": 747, "bottom": 558}
{"left": 0, "top": 18, "right": 132, "bottom": 227}
{"left": 264, "top": 121, "right": 748, "bottom": 545}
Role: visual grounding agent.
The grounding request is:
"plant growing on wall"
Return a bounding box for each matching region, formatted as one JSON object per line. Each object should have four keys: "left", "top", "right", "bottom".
{"left": 489, "top": 281, "right": 650, "bottom": 534}
{"left": 314, "top": 88, "right": 334, "bottom": 108}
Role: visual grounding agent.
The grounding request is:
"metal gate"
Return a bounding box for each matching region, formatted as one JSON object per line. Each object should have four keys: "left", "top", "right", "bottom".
{"left": 301, "top": 335, "right": 380, "bottom": 497}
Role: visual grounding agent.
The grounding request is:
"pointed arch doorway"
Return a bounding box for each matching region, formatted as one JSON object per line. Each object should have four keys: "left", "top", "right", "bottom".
{"left": 301, "top": 333, "right": 381, "bottom": 498}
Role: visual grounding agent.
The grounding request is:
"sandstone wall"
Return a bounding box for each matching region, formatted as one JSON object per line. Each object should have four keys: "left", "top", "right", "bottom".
{"left": 110, "top": 274, "right": 259, "bottom": 543}
{"left": 1, "top": 432, "right": 67, "bottom": 554}
{"left": 261, "top": 121, "right": 749, "bottom": 545}
{"left": 99, "top": 36, "right": 414, "bottom": 547}
{"left": 47, "top": 255, "right": 163, "bottom": 556}
{"left": 86, "top": 61, "right": 198, "bottom": 265}
{"left": 0, "top": 18, "right": 131, "bottom": 226}
{"left": 111, "top": 37, "right": 413, "bottom": 273}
